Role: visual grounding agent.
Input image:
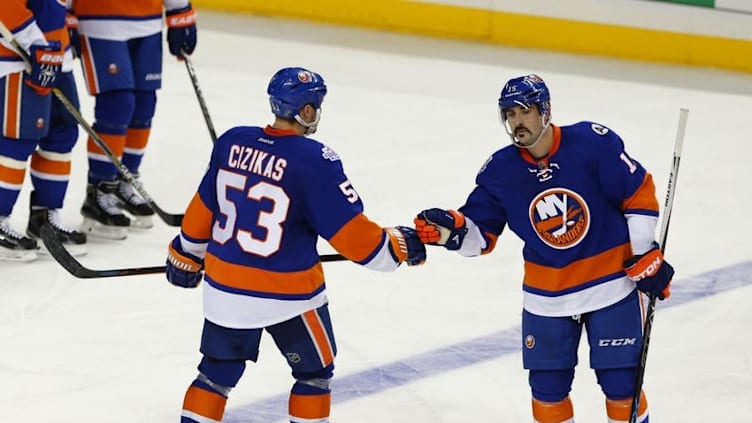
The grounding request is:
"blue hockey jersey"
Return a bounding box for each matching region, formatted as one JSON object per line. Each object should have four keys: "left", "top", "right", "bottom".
{"left": 177, "top": 126, "right": 405, "bottom": 328}
{"left": 460, "top": 122, "right": 659, "bottom": 316}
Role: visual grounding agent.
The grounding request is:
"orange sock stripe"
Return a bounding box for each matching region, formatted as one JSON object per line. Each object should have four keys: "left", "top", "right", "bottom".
{"left": 302, "top": 309, "right": 335, "bottom": 367}
{"left": 30, "top": 152, "right": 71, "bottom": 176}
{"left": 606, "top": 391, "right": 648, "bottom": 422}
{"left": 532, "top": 397, "right": 574, "bottom": 423}
{"left": 289, "top": 392, "right": 331, "bottom": 421}
{"left": 182, "top": 385, "right": 227, "bottom": 422}
{"left": 125, "top": 128, "right": 150, "bottom": 151}
{"left": 3, "top": 73, "right": 22, "bottom": 139}
{"left": 0, "top": 163, "right": 26, "bottom": 186}
{"left": 87, "top": 133, "right": 125, "bottom": 157}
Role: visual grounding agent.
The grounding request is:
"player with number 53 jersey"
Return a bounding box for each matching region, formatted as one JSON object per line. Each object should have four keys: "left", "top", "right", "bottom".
{"left": 165, "top": 67, "right": 425, "bottom": 423}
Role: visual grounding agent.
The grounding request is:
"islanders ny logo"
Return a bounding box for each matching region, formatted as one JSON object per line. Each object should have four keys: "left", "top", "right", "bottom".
{"left": 529, "top": 188, "right": 590, "bottom": 249}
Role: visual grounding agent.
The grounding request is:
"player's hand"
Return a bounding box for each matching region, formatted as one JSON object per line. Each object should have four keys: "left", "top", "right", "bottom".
{"left": 166, "top": 4, "right": 197, "bottom": 58}
{"left": 624, "top": 242, "right": 674, "bottom": 300}
{"left": 66, "top": 13, "right": 81, "bottom": 59}
{"left": 414, "top": 208, "right": 468, "bottom": 250}
{"left": 387, "top": 226, "right": 426, "bottom": 266}
{"left": 25, "top": 42, "right": 64, "bottom": 95}
{"left": 166, "top": 236, "right": 204, "bottom": 288}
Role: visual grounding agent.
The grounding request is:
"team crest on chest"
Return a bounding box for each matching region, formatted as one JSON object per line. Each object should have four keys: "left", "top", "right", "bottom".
{"left": 529, "top": 188, "right": 590, "bottom": 249}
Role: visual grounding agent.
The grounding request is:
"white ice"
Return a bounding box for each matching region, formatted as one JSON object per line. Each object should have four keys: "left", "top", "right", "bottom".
{"left": 1, "top": 11, "right": 751, "bottom": 422}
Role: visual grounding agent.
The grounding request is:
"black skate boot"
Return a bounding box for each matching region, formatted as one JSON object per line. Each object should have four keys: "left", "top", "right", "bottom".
{"left": 0, "top": 216, "right": 38, "bottom": 262}
{"left": 114, "top": 174, "right": 154, "bottom": 229}
{"left": 28, "top": 204, "right": 88, "bottom": 257}
{"left": 80, "top": 180, "right": 131, "bottom": 240}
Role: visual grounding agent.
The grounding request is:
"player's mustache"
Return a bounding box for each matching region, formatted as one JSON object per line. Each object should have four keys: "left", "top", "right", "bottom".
{"left": 514, "top": 126, "right": 530, "bottom": 135}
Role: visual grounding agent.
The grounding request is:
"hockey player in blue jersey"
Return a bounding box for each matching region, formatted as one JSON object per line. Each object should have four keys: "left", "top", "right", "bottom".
{"left": 414, "top": 74, "right": 674, "bottom": 423}
{"left": 165, "top": 67, "right": 426, "bottom": 423}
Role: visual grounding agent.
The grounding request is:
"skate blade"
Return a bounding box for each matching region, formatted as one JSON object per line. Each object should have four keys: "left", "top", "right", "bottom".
{"left": 0, "top": 248, "right": 38, "bottom": 262}
{"left": 127, "top": 214, "right": 153, "bottom": 230}
{"left": 80, "top": 218, "right": 128, "bottom": 240}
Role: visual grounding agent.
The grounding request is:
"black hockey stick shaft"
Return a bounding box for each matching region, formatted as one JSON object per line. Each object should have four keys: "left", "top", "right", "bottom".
{"left": 0, "top": 21, "right": 183, "bottom": 227}
{"left": 40, "top": 224, "right": 347, "bottom": 278}
{"left": 629, "top": 108, "right": 687, "bottom": 423}
{"left": 182, "top": 52, "right": 217, "bottom": 143}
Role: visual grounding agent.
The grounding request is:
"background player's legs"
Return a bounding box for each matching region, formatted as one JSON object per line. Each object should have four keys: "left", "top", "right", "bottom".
{"left": 267, "top": 304, "right": 337, "bottom": 423}
{"left": 0, "top": 73, "right": 52, "bottom": 261}
{"left": 27, "top": 71, "right": 87, "bottom": 255}
{"left": 116, "top": 90, "right": 157, "bottom": 227}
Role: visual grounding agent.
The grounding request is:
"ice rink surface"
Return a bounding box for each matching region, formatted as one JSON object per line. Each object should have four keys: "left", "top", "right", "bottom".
{"left": 2, "top": 11, "right": 752, "bottom": 422}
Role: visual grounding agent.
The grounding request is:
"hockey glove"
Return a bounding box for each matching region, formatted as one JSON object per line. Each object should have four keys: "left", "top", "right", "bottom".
{"left": 66, "top": 13, "right": 81, "bottom": 59}
{"left": 386, "top": 226, "right": 427, "bottom": 266}
{"left": 25, "top": 42, "right": 64, "bottom": 95}
{"left": 414, "top": 208, "right": 468, "bottom": 251}
{"left": 166, "top": 236, "right": 204, "bottom": 288}
{"left": 624, "top": 242, "right": 674, "bottom": 300}
{"left": 166, "top": 4, "right": 197, "bottom": 58}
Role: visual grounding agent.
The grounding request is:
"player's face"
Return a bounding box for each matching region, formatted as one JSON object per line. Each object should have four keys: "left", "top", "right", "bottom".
{"left": 503, "top": 105, "right": 543, "bottom": 146}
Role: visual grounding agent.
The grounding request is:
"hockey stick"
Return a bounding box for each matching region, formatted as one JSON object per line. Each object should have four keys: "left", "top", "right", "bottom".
{"left": 0, "top": 21, "right": 183, "bottom": 227}
{"left": 182, "top": 52, "right": 217, "bottom": 143}
{"left": 629, "top": 108, "right": 688, "bottom": 423}
{"left": 40, "top": 225, "right": 347, "bottom": 278}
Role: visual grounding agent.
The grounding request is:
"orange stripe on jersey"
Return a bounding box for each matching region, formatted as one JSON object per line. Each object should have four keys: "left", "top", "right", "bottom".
{"left": 181, "top": 192, "right": 213, "bottom": 241}
{"left": 289, "top": 392, "right": 331, "bottom": 421}
{"left": 3, "top": 73, "right": 22, "bottom": 139}
{"left": 87, "top": 133, "right": 125, "bottom": 157}
{"left": 524, "top": 243, "right": 632, "bottom": 293}
{"left": 622, "top": 173, "right": 659, "bottom": 212}
{"left": 329, "top": 213, "right": 385, "bottom": 262}
{"left": 0, "top": 1, "right": 34, "bottom": 33}
{"left": 72, "top": 1, "right": 163, "bottom": 18}
{"left": 79, "top": 37, "right": 99, "bottom": 94}
{"left": 125, "top": 128, "right": 150, "bottom": 150}
{"left": 30, "top": 152, "right": 71, "bottom": 176}
{"left": 182, "top": 385, "right": 227, "bottom": 422}
{"left": 0, "top": 164, "right": 26, "bottom": 185}
{"left": 532, "top": 397, "right": 574, "bottom": 423}
{"left": 606, "top": 391, "right": 648, "bottom": 421}
{"left": 205, "top": 253, "right": 325, "bottom": 296}
{"left": 302, "top": 309, "right": 335, "bottom": 366}
{"left": 481, "top": 231, "right": 498, "bottom": 255}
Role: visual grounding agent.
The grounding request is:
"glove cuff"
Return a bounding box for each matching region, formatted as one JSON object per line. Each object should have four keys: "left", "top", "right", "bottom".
{"left": 166, "top": 6, "right": 197, "bottom": 28}
{"left": 168, "top": 241, "right": 203, "bottom": 272}
{"left": 385, "top": 227, "right": 408, "bottom": 263}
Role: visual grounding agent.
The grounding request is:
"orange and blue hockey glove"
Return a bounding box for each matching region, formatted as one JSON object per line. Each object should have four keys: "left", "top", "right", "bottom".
{"left": 166, "top": 236, "right": 204, "bottom": 288}
{"left": 386, "top": 226, "right": 426, "bottom": 266}
{"left": 166, "top": 3, "right": 197, "bottom": 58}
{"left": 414, "top": 208, "right": 468, "bottom": 251}
{"left": 25, "top": 41, "right": 64, "bottom": 95}
{"left": 624, "top": 242, "right": 674, "bottom": 300}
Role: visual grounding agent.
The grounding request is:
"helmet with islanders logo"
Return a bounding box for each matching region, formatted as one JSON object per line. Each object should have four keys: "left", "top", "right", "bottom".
{"left": 498, "top": 74, "right": 552, "bottom": 148}
{"left": 268, "top": 67, "right": 327, "bottom": 135}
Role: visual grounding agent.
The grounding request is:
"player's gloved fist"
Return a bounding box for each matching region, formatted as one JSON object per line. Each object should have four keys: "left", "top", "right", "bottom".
{"left": 66, "top": 13, "right": 81, "bottom": 59}
{"left": 25, "top": 41, "right": 64, "bottom": 95}
{"left": 387, "top": 226, "right": 427, "bottom": 266}
{"left": 624, "top": 242, "right": 674, "bottom": 300}
{"left": 166, "top": 236, "right": 204, "bottom": 288}
{"left": 166, "top": 4, "right": 198, "bottom": 58}
{"left": 414, "top": 208, "right": 468, "bottom": 250}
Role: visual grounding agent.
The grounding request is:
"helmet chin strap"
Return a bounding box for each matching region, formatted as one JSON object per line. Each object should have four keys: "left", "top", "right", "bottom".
{"left": 295, "top": 109, "right": 321, "bottom": 135}
{"left": 505, "top": 112, "right": 551, "bottom": 149}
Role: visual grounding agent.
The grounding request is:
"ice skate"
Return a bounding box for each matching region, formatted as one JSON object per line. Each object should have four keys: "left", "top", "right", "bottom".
{"left": 28, "top": 207, "right": 88, "bottom": 257}
{"left": 0, "top": 216, "right": 38, "bottom": 262}
{"left": 80, "top": 181, "right": 130, "bottom": 240}
{"left": 115, "top": 175, "right": 154, "bottom": 229}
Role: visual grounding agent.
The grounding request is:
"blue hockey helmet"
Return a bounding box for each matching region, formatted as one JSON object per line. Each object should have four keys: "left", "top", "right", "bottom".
{"left": 497, "top": 74, "right": 551, "bottom": 117}
{"left": 267, "top": 67, "right": 327, "bottom": 120}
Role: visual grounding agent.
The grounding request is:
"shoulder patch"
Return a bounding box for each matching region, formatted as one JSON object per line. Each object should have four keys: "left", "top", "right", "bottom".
{"left": 321, "top": 145, "right": 340, "bottom": 162}
{"left": 591, "top": 123, "right": 609, "bottom": 136}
